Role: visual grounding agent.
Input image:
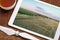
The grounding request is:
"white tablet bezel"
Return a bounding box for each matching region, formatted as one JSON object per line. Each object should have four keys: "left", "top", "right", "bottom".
{"left": 8, "top": 0, "right": 60, "bottom": 40}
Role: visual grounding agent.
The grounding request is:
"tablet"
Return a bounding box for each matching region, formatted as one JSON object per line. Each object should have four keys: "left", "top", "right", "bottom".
{"left": 8, "top": 0, "right": 60, "bottom": 40}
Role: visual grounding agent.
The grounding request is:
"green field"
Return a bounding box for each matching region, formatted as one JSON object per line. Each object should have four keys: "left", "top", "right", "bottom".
{"left": 14, "top": 8, "right": 59, "bottom": 38}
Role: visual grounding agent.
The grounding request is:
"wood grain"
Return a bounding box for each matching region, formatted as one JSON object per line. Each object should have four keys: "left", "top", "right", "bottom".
{"left": 0, "top": 0, "right": 60, "bottom": 40}
{"left": 41, "top": 0, "right": 60, "bottom": 7}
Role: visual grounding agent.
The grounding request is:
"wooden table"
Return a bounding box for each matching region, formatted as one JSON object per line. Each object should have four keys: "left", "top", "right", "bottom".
{"left": 0, "top": 0, "right": 60, "bottom": 40}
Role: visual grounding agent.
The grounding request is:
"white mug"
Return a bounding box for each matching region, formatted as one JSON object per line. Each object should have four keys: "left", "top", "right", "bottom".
{"left": 0, "top": 0, "right": 16, "bottom": 10}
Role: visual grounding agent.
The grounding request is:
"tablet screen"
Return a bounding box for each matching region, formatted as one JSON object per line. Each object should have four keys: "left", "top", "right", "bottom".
{"left": 13, "top": 0, "right": 60, "bottom": 39}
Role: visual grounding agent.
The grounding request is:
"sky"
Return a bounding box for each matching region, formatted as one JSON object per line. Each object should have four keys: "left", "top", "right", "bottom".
{"left": 20, "top": 0, "right": 60, "bottom": 21}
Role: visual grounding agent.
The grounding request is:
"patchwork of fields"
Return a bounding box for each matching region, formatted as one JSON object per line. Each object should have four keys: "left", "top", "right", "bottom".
{"left": 14, "top": 8, "right": 59, "bottom": 38}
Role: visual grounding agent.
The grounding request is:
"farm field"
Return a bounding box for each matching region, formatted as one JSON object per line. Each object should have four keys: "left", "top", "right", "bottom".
{"left": 14, "top": 8, "right": 59, "bottom": 38}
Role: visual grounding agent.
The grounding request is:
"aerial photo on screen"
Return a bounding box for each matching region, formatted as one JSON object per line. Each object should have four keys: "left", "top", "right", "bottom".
{"left": 13, "top": 0, "right": 60, "bottom": 38}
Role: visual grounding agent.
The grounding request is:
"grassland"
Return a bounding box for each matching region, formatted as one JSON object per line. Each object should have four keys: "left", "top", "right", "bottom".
{"left": 14, "top": 8, "right": 59, "bottom": 38}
